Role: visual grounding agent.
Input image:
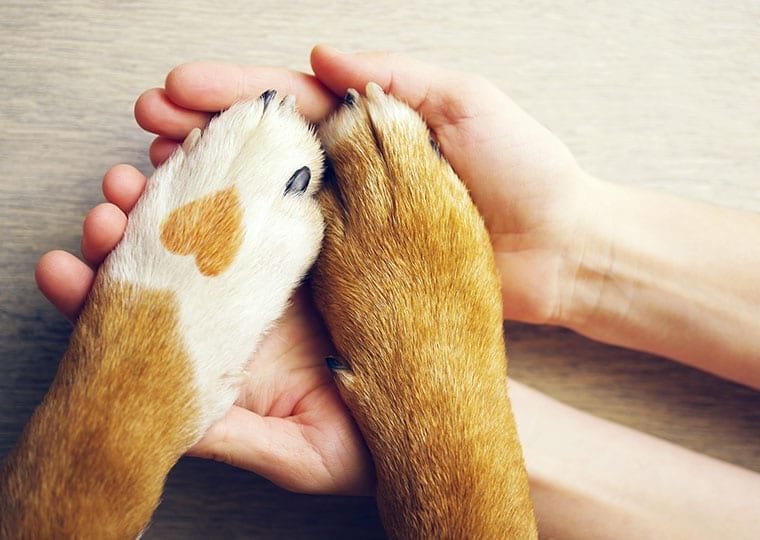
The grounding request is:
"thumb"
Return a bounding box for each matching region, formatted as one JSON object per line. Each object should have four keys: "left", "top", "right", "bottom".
{"left": 310, "top": 44, "right": 497, "bottom": 133}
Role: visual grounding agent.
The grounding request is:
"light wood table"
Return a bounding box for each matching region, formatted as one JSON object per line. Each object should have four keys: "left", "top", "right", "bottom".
{"left": 2, "top": 2, "right": 758, "bottom": 537}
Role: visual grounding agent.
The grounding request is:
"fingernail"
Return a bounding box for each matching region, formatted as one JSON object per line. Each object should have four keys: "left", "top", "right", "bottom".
{"left": 325, "top": 355, "right": 350, "bottom": 371}
{"left": 320, "top": 43, "right": 346, "bottom": 55}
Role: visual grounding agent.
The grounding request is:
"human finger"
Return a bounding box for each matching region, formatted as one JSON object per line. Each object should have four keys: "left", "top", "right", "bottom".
{"left": 102, "top": 164, "right": 147, "bottom": 213}
{"left": 80, "top": 203, "right": 128, "bottom": 266}
{"left": 149, "top": 136, "right": 180, "bottom": 167}
{"left": 134, "top": 87, "right": 211, "bottom": 139}
{"left": 35, "top": 250, "right": 96, "bottom": 321}
{"left": 164, "top": 62, "right": 339, "bottom": 122}
{"left": 310, "top": 44, "right": 496, "bottom": 131}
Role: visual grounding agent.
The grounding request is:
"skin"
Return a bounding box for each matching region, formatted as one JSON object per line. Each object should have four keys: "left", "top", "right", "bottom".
{"left": 35, "top": 45, "right": 760, "bottom": 535}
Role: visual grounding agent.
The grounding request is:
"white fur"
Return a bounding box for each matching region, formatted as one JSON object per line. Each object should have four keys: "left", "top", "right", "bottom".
{"left": 101, "top": 95, "right": 324, "bottom": 433}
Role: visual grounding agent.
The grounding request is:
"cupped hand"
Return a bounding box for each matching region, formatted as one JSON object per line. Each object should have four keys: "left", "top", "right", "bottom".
{"left": 36, "top": 46, "right": 593, "bottom": 493}
{"left": 309, "top": 45, "right": 592, "bottom": 325}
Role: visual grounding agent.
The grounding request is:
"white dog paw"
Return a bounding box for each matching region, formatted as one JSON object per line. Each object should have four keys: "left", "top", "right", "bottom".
{"left": 97, "top": 91, "right": 324, "bottom": 433}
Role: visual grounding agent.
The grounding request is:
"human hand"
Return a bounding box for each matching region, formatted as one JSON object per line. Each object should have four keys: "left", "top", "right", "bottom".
{"left": 310, "top": 47, "right": 760, "bottom": 387}
{"left": 308, "top": 46, "right": 593, "bottom": 326}
{"left": 36, "top": 46, "right": 594, "bottom": 494}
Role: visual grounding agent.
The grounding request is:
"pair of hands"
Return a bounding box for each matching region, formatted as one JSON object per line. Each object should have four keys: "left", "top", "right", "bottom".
{"left": 36, "top": 45, "right": 588, "bottom": 495}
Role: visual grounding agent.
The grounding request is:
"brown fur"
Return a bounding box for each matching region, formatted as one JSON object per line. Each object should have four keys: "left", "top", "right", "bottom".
{"left": 312, "top": 87, "right": 537, "bottom": 538}
{"left": 160, "top": 186, "right": 244, "bottom": 276}
{"left": 0, "top": 280, "right": 198, "bottom": 539}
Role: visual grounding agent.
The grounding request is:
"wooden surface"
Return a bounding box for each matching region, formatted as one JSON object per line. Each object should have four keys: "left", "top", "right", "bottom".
{"left": 1, "top": 2, "right": 758, "bottom": 537}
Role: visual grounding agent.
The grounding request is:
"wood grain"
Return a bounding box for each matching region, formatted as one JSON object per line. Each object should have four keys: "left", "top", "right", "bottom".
{"left": 1, "top": 1, "right": 758, "bottom": 537}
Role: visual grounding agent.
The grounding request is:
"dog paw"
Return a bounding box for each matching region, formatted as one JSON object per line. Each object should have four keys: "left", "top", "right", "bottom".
{"left": 313, "top": 83, "right": 500, "bottom": 385}
{"left": 91, "top": 91, "right": 324, "bottom": 433}
{"left": 312, "top": 83, "right": 505, "bottom": 434}
{"left": 311, "top": 83, "right": 536, "bottom": 540}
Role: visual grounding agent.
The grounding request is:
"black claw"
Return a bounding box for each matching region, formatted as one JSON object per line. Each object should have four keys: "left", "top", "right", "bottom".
{"left": 343, "top": 88, "right": 359, "bottom": 108}
{"left": 325, "top": 356, "right": 350, "bottom": 371}
{"left": 429, "top": 135, "right": 442, "bottom": 157}
{"left": 260, "top": 89, "right": 276, "bottom": 111}
{"left": 284, "top": 166, "right": 311, "bottom": 195}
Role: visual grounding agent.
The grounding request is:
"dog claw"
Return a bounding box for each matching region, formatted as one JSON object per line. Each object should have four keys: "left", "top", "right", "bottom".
{"left": 365, "top": 82, "right": 385, "bottom": 100}
{"left": 259, "top": 89, "right": 277, "bottom": 111}
{"left": 343, "top": 88, "right": 359, "bottom": 108}
{"left": 325, "top": 356, "right": 351, "bottom": 371}
{"left": 429, "top": 135, "right": 442, "bottom": 157}
{"left": 284, "top": 166, "right": 311, "bottom": 195}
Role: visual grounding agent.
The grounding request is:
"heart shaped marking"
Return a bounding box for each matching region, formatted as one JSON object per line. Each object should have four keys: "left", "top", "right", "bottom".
{"left": 160, "top": 187, "right": 244, "bottom": 277}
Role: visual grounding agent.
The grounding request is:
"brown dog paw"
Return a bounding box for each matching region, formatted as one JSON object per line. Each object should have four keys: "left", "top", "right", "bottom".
{"left": 312, "top": 83, "right": 536, "bottom": 539}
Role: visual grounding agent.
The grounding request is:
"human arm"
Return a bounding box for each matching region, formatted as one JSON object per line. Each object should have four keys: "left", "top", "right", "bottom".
{"left": 555, "top": 177, "right": 760, "bottom": 388}
{"left": 510, "top": 380, "right": 760, "bottom": 539}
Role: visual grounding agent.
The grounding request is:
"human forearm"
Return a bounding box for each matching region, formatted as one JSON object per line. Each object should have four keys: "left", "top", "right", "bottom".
{"left": 509, "top": 380, "right": 760, "bottom": 540}
{"left": 558, "top": 176, "right": 760, "bottom": 388}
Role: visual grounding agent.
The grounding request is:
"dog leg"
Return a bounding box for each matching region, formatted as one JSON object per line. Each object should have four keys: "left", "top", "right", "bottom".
{"left": 0, "top": 92, "right": 324, "bottom": 539}
{"left": 312, "top": 83, "right": 537, "bottom": 539}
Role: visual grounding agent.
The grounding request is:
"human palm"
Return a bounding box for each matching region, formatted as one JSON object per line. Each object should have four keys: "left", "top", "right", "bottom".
{"left": 430, "top": 81, "right": 589, "bottom": 325}
{"left": 191, "top": 288, "right": 373, "bottom": 495}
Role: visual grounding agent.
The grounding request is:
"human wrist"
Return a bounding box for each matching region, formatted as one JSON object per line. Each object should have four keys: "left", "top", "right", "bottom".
{"left": 550, "top": 174, "right": 669, "bottom": 339}
{"left": 546, "top": 171, "right": 619, "bottom": 332}
{"left": 547, "top": 175, "right": 760, "bottom": 387}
